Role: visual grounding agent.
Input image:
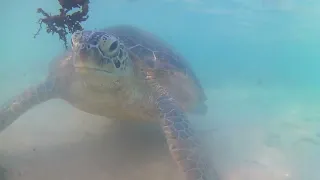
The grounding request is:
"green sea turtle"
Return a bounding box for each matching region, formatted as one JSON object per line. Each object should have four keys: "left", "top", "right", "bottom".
{"left": 0, "top": 25, "right": 217, "bottom": 180}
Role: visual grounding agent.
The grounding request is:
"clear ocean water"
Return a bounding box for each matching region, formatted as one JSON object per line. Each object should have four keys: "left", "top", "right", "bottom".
{"left": 1, "top": 0, "right": 320, "bottom": 180}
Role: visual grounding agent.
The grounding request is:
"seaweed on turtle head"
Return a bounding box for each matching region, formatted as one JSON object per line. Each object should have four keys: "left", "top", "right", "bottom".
{"left": 34, "top": 0, "right": 90, "bottom": 49}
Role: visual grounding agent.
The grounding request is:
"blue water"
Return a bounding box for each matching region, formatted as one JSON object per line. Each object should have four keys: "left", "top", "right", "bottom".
{"left": 1, "top": 0, "right": 320, "bottom": 180}
{"left": 3, "top": 0, "right": 320, "bottom": 89}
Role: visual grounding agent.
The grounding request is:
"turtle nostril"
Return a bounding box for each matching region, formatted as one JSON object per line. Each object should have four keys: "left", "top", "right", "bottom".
{"left": 80, "top": 43, "right": 86, "bottom": 49}
{"left": 114, "top": 60, "right": 121, "bottom": 68}
{"left": 109, "top": 41, "right": 118, "bottom": 52}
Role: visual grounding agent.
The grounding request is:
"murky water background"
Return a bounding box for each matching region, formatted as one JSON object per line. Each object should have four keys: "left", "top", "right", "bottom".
{"left": 1, "top": 0, "right": 320, "bottom": 180}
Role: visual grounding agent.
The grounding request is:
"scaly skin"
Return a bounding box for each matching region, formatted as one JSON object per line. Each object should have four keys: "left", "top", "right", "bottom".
{"left": 149, "top": 77, "right": 219, "bottom": 180}
{"left": 157, "top": 94, "right": 221, "bottom": 180}
{"left": 0, "top": 79, "right": 57, "bottom": 133}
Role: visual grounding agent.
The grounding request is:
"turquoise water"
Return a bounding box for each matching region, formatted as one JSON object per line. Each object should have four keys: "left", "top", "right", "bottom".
{"left": 1, "top": 0, "right": 320, "bottom": 180}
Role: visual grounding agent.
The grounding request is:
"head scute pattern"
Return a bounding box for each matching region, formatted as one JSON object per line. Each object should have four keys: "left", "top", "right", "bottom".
{"left": 71, "top": 30, "right": 130, "bottom": 74}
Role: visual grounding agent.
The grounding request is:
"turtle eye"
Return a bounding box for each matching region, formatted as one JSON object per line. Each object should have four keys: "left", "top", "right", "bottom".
{"left": 98, "top": 34, "right": 120, "bottom": 57}
{"left": 109, "top": 41, "right": 118, "bottom": 52}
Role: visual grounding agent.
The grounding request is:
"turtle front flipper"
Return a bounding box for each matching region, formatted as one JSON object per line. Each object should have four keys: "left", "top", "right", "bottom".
{"left": 0, "top": 78, "right": 58, "bottom": 133}
{"left": 156, "top": 95, "right": 219, "bottom": 180}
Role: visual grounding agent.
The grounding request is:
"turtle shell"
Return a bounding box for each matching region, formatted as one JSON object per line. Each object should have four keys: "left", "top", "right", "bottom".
{"left": 103, "top": 25, "right": 207, "bottom": 113}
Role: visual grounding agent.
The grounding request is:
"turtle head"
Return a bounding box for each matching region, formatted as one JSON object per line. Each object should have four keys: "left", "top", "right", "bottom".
{"left": 71, "top": 30, "right": 132, "bottom": 77}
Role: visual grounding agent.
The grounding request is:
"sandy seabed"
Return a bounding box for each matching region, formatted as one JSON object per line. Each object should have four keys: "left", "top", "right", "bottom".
{"left": 0, "top": 86, "right": 320, "bottom": 180}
